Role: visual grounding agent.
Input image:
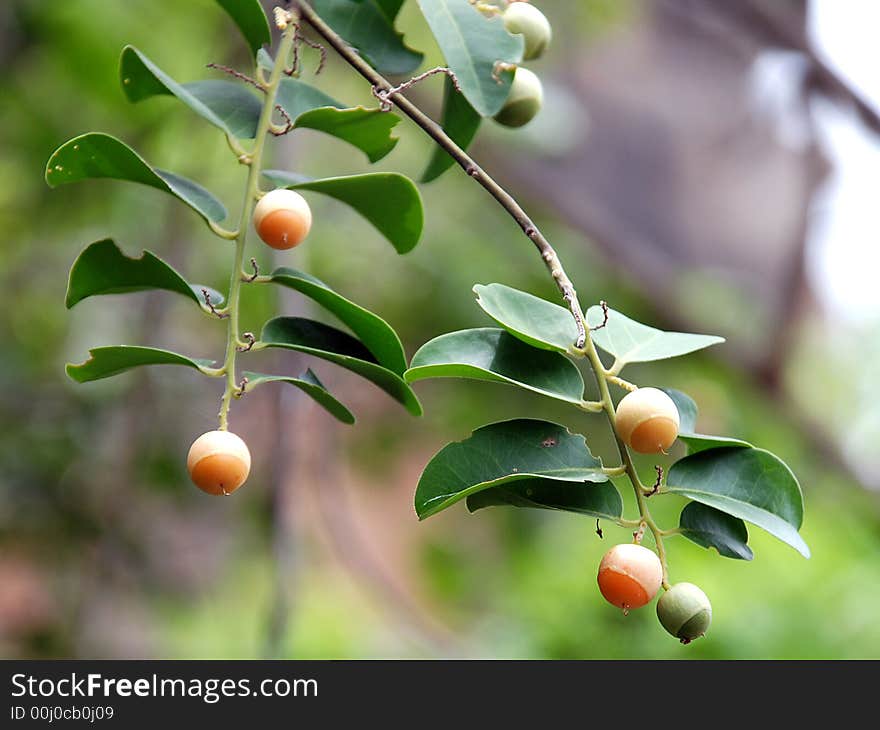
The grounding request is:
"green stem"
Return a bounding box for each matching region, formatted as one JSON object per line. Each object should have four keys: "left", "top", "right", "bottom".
{"left": 217, "top": 24, "right": 296, "bottom": 431}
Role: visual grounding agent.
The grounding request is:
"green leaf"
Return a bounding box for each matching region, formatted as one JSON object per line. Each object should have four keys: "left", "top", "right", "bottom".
{"left": 263, "top": 170, "right": 423, "bottom": 254}
{"left": 120, "top": 46, "right": 263, "bottom": 139}
{"left": 375, "top": 0, "right": 405, "bottom": 20}
{"left": 259, "top": 317, "right": 422, "bottom": 416}
{"left": 473, "top": 283, "right": 578, "bottom": 353}
{"left": 415, "top": 419, "right": 609, "bottom": 520}
{"left": 264, "top": 267, "right": 407, "bottom": 374}
{"left": 66, "top": 239, "right": 222, "bottom": 310}
{"left": 45, "top": 133, "right": 227, "bottom": 223}
{"left": 415, "top": 0, "right": 523, "bottom": 117}
{"left": 422, "top": 76, "right": 482, "bottom": 182}
{"left": 406, "top": 328, "right": 585, "bottom": 404}
{"left": 467, "top": 478, "right": 622, "bottom": 520}
{"left": 243, "top": 369, "right": 355, "bottom": 424}
{"left": 309, "top": 0, "right": 424, "bottom": 75}
{"left": 660, "top": 387, "right": 752, "bottom": 454}
{"left": 67, "top": 346, "right": 214, "bottom": 383}
{"left": 666, "top": 447, "right": 809, "bottom": 558}
{"left": 679, "top": 502, "right": 754, "bottom": 561}
{"left": 215, "top": 0, "right": 271, "bottom": 56}
{"left": 586, "top": 305, "right": 725, "bottom": 366}
{"left": 233, "top": 74, "right": 401, "bottom": 162}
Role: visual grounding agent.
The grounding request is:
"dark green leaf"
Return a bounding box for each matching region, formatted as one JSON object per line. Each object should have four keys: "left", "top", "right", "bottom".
{"left": 45, "top": 133, "right": 227, "bottom": 223}
{"left": 473, "top": 283, "right": 578, "bottom": 353}
{"left": 422, "top": 76, "right": 482, "bottom": 182}
{"left": 243, "top": 369, "right": 355, "bottom": 424}
{"left": 295, "top": 107, "right": 400, "bottom": 163}
{"left": 215, "top": 0, "right": 271, "bottom": 56}
{"left": 661, "top": 388, "right": 698, "bottom": 433}
{"left": 415, "top": 0, "right": 523, "bottom": 117}
{"left": 263, "top": 170, "right": 423, "bottom": 253}
{"left": 259, "top": 317, "right": 422, "bottom": 415}
{"left": 67, "top": 346, "right": 214, "bottom": 383}
{"left": 415, "top": 419, "right": 608, "bottom": 519}
{"left": 467, "top": 478, "right": 622, "bottom": 520}
{"left": 309, "top": 0, "right": 423, "bottom": 75}
{"left": 586, "top": 304, "right": 724, "bottom": 366}
{"left": 66, "top": 239, "right": 222, "bottom": 310}
{"left": 679, "top": 502, "right": 754, "bottom": 560}
{"left": 264, "top": 267, "right": 407, "bottom": 374}
{"left": 120, "top": 46, "right": 263, "bottom": 138}
{"left": 678, "top": 433, "right": 753, "bottom": 454}
{"left": 666, "top": 447, "right": 809, "bottom": 558}
{"left": 375, "top": 0, "right": 405, "bottom": 20}
{"left": 406, "top": 328, "right": 584, "bottom": 404}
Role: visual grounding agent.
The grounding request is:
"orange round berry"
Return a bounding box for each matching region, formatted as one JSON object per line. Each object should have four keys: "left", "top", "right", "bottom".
{"left": 253, "top": 189, "right": 312, "bottom": 250}
{"left": 186, "top": 430, "right": 251, "bottom": 496}
{"left": 597, "top": 543, "right": 663, "bottom": 612}
{"left": 614, "top": 387, "right": 680, "bottom": 454}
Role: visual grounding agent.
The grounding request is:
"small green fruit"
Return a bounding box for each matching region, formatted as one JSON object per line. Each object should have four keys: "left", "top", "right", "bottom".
{"left": 493, "top": 67, "right": 543, "bottom": 128}
{"left": 657, "top": 582, "right": 712, "bottom": 644}
{"left": 503, "top": 2, "right": 552, "bottom": 61}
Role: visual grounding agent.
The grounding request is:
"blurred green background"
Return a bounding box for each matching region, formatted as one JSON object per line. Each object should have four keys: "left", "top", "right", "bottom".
{"left": 2, "top": 0, "right": 879, "bottom": 659}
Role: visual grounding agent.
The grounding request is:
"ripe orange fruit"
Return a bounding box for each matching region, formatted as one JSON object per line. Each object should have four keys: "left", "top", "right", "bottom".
{"left": 614, "top": 387, "right": 680, "bottom": 454}
{"left": 253, "top": 188, "right": 312, "bottom": 250}
{"left": 186, "top": 430, "right": 251, "bottom": 495}
{"left": 597, "top": 543, "right": 663, "bottom": 611}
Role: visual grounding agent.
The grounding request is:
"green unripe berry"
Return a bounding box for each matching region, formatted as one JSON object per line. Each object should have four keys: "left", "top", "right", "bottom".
{"left": 503, "top": 2, "right": 552, "bottom": 61}
{"left": 657, "top": 582, "right": 712, "bottom": 644}
{"left": 493, "top": 67, "right": 544, "bottom": 128}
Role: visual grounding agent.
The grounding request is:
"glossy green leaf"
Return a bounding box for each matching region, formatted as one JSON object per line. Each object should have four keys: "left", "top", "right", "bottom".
{"left": 406, "top": 328, "right": 585, "bottom": 404}
{"left": 120, "top": 46, "right": 263, "bottom": 138}
{"left": 415, "top": 419, "right": 608, "bottom": 520}
{"left": 45, "top": 133, "right": 227, "bottom": 223}
{"left": 243, "top": 369, "right": 355, "bottom": 424}
{"left": 586, "top": 305, "right": 724, "bottom": 366}
{"left": 263, "top": 170, "right": 423, "bottom": 254}
{"left": 474, "top": 283, "right": 578, "bottom": 353}
{"left": 375, "top": 0, "right": 405, "bottom": 20}
{"left": 66, "top": 239, "right": 222, "bottom": 310}
{"left": 666, "top": 447, "right": 809, "bottom": 558}
{"left": 661, "top": 387, "right": 752, "bottom": 454}
{"left": 467, "top": 478, "right": 622, "bottom": 520}
{"left": 67, "top": 346, "right": 214, "bottom": 383}
{"left": 679, "top": 502, "right": 753, "bottom": 560}
{"left": 416, "top": 0, "right": 523, "bottom": 117}
{"left": 295, "top": 107, "right": 400, "bottom": 163}
{"left": 309, "top": 0, "right": 423, "bottom": 75}
{"left": 264, "top": 267, "right": 407, "bottom": 374}
{"left": 422, "top": 76, "right": 482, "bottom": 182}
{"left": 259, "top": 317, "right": 422, "bottom": 415}
{"left": 215, "top": 0, "right": 271, "bottom": 56}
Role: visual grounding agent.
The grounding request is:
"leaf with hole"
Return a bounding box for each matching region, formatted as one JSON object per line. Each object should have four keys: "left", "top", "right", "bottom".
{"left": 67, "top": 346, "right": 214, "bottom": 383}
{"left": 586, "top": 305, "right": 724, "bottom": 367}
{"left": 679, "top": 501, "right": 753, "bottom": 560}
{"left": 415, "top": 419, "right": 609, "bottom": 520}
{"left": 473, "top": 283, "right": 578, "bottom": 353}
{"left": 120, "top": 46, "right": 263, "bottom": 139}
{"left": 422, "top": 76, "right": 482, "bottom": 182}
{"left": 259, "top": 317, "right": 421, "bottom": 415}
{"left": 666, "top": 447, "right": 809, "bottom": 558}
{"left": 66, "top": 239, "right": 222, "bottom": 310}
{"left": 309, "top": 0, "right": 423, "bottom": 75}
{"left": 406, "top": 328, "right": 585, "bottom": 404}
{"left": 45, "top": 133, "right": 227, "bottom": 224}
{"left": 416, "top": 0, "right": 524, "bottom": 117}
{"left": 263, "top": 170, "right": 423, "bottom": 254}
{"left": 263, "top": 267, "right": 407, "bottom": 374}
{"left": 243, "top": 369, "right": 355, "bottom": 424}
{"left": 215, "top": 0, "right": 271, "bottom": 56}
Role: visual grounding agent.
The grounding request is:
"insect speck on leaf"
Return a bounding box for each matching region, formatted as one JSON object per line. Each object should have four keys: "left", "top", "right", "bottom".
{"left": 541, "top": 437, "right": 557, "bottom": 447}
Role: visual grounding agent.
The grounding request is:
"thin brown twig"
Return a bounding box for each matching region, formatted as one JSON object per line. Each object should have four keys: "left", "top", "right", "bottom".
{"left": 206, "top": 63, "right": 264, "bottom": 91}
{"left": 590, "top": 300, "right": 609, "bottom": 331}
{"left": 372, "top": 67, "right": 462, "bottom": 111}
{"left": 295, "top": 0, "right": 588, "bottom": 347}
{"left": 201, "top": 288, "right": 228, "bottom": 319}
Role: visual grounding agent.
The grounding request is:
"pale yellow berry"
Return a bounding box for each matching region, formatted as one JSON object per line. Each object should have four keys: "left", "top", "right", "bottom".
{"left": 504, "top": 2, "right": 552, "bottom": 61}
{"left": 493, "top": 67, "right": 544, "bottom": 128}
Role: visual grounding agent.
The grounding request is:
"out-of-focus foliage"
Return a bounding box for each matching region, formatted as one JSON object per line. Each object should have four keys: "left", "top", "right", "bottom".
{"left": 1, "top": 0, "right": 879, "bottom": 660}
